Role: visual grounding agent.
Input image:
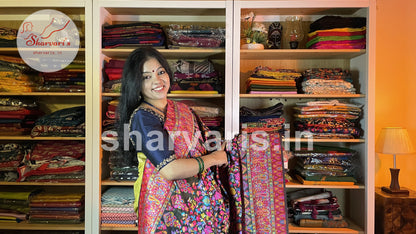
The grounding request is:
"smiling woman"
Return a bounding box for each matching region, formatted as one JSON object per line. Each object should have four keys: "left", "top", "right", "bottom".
{"left": 140, "top": 57, "right": 170, "bottom": 110}
{"left": 116, "top": 47, "right": 229, "bottom": 233}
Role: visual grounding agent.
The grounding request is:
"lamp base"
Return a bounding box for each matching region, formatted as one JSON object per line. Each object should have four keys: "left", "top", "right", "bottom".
{"left": 381, "top": 186, "right": 409, "bottom": 195}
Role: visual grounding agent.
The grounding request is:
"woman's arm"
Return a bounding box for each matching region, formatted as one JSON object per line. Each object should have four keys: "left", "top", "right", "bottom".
{"left": 159, "top": 144, "right": 228, "bottom": 181}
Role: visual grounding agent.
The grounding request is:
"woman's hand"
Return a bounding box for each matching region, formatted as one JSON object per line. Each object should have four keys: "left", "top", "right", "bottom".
{"left": 158, "top": 141, "right": 229, "bottom": 180}
{"left": 206, "top": 141, "right": 228, "bottom": 167}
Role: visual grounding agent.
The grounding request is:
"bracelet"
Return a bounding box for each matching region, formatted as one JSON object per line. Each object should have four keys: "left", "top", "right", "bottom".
{"left": 195, "top": 157, "right": 204, "bottom": 174}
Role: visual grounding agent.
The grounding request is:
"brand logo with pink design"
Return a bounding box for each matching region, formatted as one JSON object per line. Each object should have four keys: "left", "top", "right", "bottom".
{"left": 17, "top": 9, "right": 80, "bottom": 72}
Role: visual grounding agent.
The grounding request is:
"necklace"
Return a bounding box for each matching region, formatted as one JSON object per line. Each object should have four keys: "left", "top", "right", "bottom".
{"left": 143, "top": 100, "right": 166, "bottom": 114}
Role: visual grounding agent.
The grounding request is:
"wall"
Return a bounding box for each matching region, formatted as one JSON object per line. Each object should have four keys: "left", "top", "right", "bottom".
{"left": 376, "top": 0, "right": 416, "bottom": 190}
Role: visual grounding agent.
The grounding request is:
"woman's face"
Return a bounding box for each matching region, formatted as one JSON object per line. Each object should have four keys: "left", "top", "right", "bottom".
{"left": 141, "top": 57, "right": 170, "bottom": 103}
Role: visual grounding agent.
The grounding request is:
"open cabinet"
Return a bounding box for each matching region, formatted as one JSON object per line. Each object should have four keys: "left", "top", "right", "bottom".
{"left": 0, "top": 0, "right": 375, "bottom": 233}
{"left": 92, "top": 0, "right": 233, "bottom": 233}
{"left": 0, "top": 0, "right": 92, "bottom": 233}
{"left": 232, "top": 0, "right": 375, "bottom": 233}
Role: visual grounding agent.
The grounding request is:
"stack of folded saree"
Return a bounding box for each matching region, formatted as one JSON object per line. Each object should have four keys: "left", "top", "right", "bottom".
{"left": 102, "top": 99, "right": 118, "bottom": 135}
{"left": 103, "top": 59, "right": 125, "bottom": 93}
{"left": 306, "top": 16, "right": 366, "bottom": 49}
{"left": 0, "top": 143, "right": 31, "bottom": 182}
{"left": 287, "top": 188, "right": 348, "bottom": 228}
{"left": 181, "top": 100, "right": 224, "bottom": 131}
{"left": 246, "top": 66, "right": 300, "bottom": 94}
{"left": 226, "top": 116, "right": 287, "bottom": 233}
{"left": 0, "top": 26, "right": 17, "bottom": 47}
{"left": 300, "top": 68, "right": 356, "bottom": 94}
{"left": 0, "top": 55, "right": 42, "bottom": 92}
{"left": 240, "top": 102, "right": 284, "bottom": 123}
{"left": 290, "top": 144, "right": 358, "bottom": 185}
{"left": 29, "top": 191, "right": 85, "bottom": 224}
{"left": 108, "top": 150, "right": 138, "bottom": 182}
{"left": 0, "top": 188, "right": 40, "bottom": 223}
{"left": 17, "top": 141, "right": 85, "bottom": 182}
{"left": 102, "top": 22, "right": 166, "bottom": 48}
{"left": 293, "top": 100, "right": 362, "bottom": 139}
{"left": 101, "top": 187, "right": 137, "bottom": 228}
{"left": 0, "top": 97, "right": 44, "bottom": 136}
{"left": 167, "top": 24, "right": 225, "bottom": 48}
{"left": 30, "top": 106, "right": 85, "bottom": 137}
{"left": 38, "top": 61, "right": 85, "bottom": 92}
{"left": 171, "top": 59, "right": 223, "bottom": 94}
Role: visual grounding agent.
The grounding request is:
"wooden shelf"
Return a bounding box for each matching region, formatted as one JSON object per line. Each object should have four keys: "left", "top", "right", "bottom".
{"left": 100, "top": 218, "right": 364, "bottom": 233}
{"left": 0, "top": 92, "right": 85, "bottom": 96}
{"left": 288, "top": 218, "right": 364, "bottom": 234}
{"left": 101, "top": 180, "right": 134, "bottom": 186}
{"left": 286, "top": 180, "right": 364, "bottom": 189}
{"left": 282, "top": 138, "right": 365, "bottom": 143}
{"left": 0, "top": 182, "right": 84, "bottom": 186}
{"left": 0, "top": 136, "right": 85, "bottom": 140}
{"left": 240, "top": 94, "right": 365, "bottom": 99}
{"left": 102, "top": 92, "right": 225, "bottom": 98}
{"left": 0, "top": 48, "right": 85, "bottom": 56}
{"left": 102, "top": 48, "right": 225, "bottom": 59}
{"left": 101, "top": 225, "right": 137, "bottom": 231}
{"left": 0, "top": 222, "right": 84, "bottom": 230}
{"left": 240, "top": 49, "right": 366, "bottom": 60}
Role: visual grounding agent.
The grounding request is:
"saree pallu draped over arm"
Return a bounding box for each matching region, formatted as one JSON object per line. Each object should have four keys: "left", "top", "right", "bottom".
{"left": 130, "top": 99, "right": 229, "bottom": 234}
{"left": 225, "top": 119, "right": 288, "bottom": 234}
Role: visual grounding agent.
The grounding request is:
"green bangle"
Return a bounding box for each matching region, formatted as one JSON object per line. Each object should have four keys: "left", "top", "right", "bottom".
{"left": 199, "top": 157, "right": 205, "bottom": 174}
{"left": 195, "top": 157, "right": 204, "bottom": 174}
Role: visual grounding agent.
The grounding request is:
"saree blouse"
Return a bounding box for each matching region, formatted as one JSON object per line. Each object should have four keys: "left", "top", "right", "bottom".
{"left": 129, "top": 102, "right": 175, "bottom": 171}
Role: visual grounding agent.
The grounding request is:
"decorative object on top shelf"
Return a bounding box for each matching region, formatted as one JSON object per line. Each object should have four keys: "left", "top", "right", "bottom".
{"left": 241, "top": 11, "right": 267, "bottom": 49}
{"left": 285, "top": 16, "right": 304, "bottom": 49}
{"left": 267, "top": 22, "right": 283, "bottom": 49}
{"left": 375, "top": 127, "right": 415, "bottom": 195}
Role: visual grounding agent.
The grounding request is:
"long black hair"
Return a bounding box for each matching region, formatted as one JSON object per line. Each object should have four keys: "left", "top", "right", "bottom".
{"left": 116, "top": 47, "right": 172, "bottom": 159}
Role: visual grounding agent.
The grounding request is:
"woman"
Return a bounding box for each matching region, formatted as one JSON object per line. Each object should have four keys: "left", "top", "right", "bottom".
{"left": 117, "top": 47, "right": 229, "bottom": 233}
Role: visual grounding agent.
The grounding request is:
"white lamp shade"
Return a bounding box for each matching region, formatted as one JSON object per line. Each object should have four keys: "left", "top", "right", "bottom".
{"left": 375, "top": 127, "right": 415, "bottom": 154}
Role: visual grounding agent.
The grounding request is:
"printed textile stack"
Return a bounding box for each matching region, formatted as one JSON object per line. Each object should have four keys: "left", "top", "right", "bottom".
{"left": 38, "top": 61, "right": 85, "bottom": 92}
{"left": 300, "top": 68, "right": 356, "bottom": 94}
{"left": 181, "top": 100, "right": 224, "bottom": 132}
{"left": 0, "top": 143, "right": 31, "bottom": 182}
{"left": 30, "top": 106, "right": 85, "bottom": 137}
{"left": 287, "top": 188, "right": 348, "bottom": 228}
{"left": 306, "top": 16, "right": 366, "bottom": 49}
{"left": 0, "top": 188, "right": 40, "bottom": 223}
{"left": 102, "top": 99, "right": 118, "bottom": 135}
{"left": 108, "top": 150, "right": 138, "bottom": 182}
{"left": 0, "top": 55, "right": 42, "bottom": 92}
{"left": 240, "top": 102, "right": 284, "bottom": 124}
{"left": 245, "top": 66, "right": 301, "bottom": 94}
{"left": 167, "top": 24, "right": 225, "bottom": 48}
{"left": 0, "top": 26, "right": 17, "bottom": 47}
{"left": 102, "top": 22, "right": 166, "bottom": 48}
{"left": 103, "top": 59, "right": 125, "bottom": 93}
{"left": 17, "top": 141, "right": 85, "bottom": 182}
{"left": 101, "top": 187, "right": 137, "bottom": 228}
{"left": 0, "top": 97, "right": 43, "bottom": 136}
{"left": 290, "top": 144, "right": 358, "bottom": 185}
{"left": 171, "top": 59, "right": 223, "bottom": 94}
{"left": 29, "top": 191, "right": 85, "bottom": 224}
{"left": 293, "top": 100, "right": 362, "bottom": 139}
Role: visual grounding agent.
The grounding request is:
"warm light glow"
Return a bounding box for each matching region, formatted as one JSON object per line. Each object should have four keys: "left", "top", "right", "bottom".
{"left": 375, "top": 127, "right": 415, "bottom": 154}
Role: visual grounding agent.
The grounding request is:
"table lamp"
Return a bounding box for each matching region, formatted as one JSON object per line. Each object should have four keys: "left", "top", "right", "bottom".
{"left": 375, "top": 127, "right": 415, "bottom": 195}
